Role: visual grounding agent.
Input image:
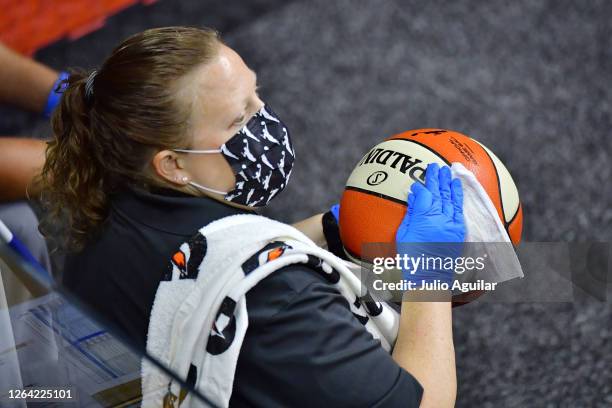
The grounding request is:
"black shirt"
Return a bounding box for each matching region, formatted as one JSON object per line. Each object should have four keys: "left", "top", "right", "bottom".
{"left": 62, "top": 186, "right": 423, "bottom": 407}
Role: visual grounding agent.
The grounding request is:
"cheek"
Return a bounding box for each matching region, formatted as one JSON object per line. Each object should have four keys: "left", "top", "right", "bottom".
{"left": 190, "top": 154, "right": 236, "bottom": 189}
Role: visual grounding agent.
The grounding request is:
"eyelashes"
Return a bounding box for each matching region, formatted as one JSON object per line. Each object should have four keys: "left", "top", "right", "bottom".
{"left": 232, "top": 86, "right": 262, "bottom": 128}
{"left": 234, "top": 115, "right": 246, "bottom": 126}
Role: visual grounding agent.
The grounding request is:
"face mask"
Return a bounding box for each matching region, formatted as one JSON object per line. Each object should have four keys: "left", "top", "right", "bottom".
{"left": 173, "top": 103, "right": 295, "bottom": 207}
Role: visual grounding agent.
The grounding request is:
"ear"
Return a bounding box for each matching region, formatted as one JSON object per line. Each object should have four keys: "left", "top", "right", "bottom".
{"left": 151, "top": 149, "right": 189, "bottom": 185}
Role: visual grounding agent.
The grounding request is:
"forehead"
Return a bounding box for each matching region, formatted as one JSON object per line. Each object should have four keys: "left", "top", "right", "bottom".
{"left": 191, "top": 44, "right": 255, "bottom": 122}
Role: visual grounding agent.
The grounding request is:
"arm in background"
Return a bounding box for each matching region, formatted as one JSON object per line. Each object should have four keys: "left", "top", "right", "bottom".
{"left": 0, "top": 42, "right": 67, "bottom": 201}
{"left": 0, "top": 42, "right": 59, "bottom": 113}
{"left": 0, "top": 138, "right": 46, "bottom": 201}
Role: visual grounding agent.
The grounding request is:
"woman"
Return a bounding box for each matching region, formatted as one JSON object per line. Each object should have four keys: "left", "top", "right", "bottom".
{"left": 38, "top": 26, "right": 463, "bottom": 407}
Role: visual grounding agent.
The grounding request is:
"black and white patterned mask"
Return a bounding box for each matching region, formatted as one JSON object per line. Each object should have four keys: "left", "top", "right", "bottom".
{"left": 174, "top": 103, "right": 295, "bottom": 207}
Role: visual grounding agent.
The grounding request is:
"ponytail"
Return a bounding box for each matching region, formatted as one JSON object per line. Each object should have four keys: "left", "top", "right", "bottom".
{"left": 38, "top": 69, "right": 109, "bottom": 251}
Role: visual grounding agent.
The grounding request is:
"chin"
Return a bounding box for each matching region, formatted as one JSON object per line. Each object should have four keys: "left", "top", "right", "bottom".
{"left": 224, "top": 198, "right": 259, "bottom": 212}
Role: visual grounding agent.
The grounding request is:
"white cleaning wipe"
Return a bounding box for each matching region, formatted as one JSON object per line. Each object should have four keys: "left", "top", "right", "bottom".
{"left": 450, "top": 162, "right": 524, "bottom": 285}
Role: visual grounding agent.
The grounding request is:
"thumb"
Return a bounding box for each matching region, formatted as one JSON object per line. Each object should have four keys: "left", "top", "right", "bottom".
{"left": 410, "top": 182, "right": 433, "bottom": 215}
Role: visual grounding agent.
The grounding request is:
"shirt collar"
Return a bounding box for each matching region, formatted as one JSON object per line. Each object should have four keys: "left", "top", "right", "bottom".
{"left": 111, "top": 185, "right": 257, "bottom": 236}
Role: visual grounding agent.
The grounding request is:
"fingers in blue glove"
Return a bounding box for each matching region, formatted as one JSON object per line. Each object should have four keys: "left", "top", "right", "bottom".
{"left": 410, "top": 180, "right": 433, "bottom": 215}
{"left": 424, "top": 162, "right": 441, "bottom": 207}
{"left": 395, "top": 163, "right": 466, "bottom": 284}
{"left": 407, "top": 192, "right": 416, "bottom": 219}
{"left": 397, "top": 190, "right": 417, "bottom": 241}
{"left": 439, "top": 165, "right": 454, "bottom": 217}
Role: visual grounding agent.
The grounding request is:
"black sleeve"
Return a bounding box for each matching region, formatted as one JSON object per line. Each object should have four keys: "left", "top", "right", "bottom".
{"left": 322, "top": 210, "right": 350, "bottom": 261}
{"left": 231, "top": 264, "right": 423, "bottom": 408}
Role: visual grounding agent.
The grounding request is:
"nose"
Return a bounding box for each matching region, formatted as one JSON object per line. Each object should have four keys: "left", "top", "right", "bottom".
{"left": 253, "top": 94, "right": 265, "bottom": 111}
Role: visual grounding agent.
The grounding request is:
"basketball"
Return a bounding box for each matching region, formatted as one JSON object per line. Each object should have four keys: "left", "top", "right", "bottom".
{"left": 339, "top": 128, "right": 523, "bottom": 262}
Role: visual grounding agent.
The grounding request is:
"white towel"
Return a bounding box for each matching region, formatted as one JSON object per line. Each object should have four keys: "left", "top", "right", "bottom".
{"left": 450, "top": 163, "right": 524, "bottom": 287}
{"left": 141, "top": 214, "right": 399, "bottom": 407}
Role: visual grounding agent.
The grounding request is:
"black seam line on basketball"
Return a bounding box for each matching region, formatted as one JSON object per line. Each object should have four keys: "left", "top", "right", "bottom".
{"left": 476, "top": 142, "right": 508, "bottom": 226}
{"left": 387, "top": 137, "right": 451, "bottom": 166}
{"left": 476, "top": 144, "right": 514, "bottom": 242}
{"left": 507, "top": 202, "right": 521, "bottom": 226}
{"left": 343, "top": 244, "right": 361, "bottom": 262}
{"left": 343, "top": 243, "right": 377, "bottom": 264}
{"left": 345, "top": 186, "right": 407, "bottom": 206}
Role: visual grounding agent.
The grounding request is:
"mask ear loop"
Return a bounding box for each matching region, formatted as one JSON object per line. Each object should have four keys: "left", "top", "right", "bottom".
{"left": 188, "top": 180, "right": 229, "bottom": 196}
{"left": 171, "top": 148, "right": 229, "bottom": 195}
{"left": 172, "top": 148, "right": 222, "bottom": 154}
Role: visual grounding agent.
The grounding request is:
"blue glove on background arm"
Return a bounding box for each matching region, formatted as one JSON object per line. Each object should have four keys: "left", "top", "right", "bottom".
{"left": 396, "top": 163, "right": 465, "bottom": 286}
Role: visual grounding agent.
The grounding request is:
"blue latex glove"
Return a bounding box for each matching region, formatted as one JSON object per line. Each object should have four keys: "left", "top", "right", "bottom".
{"left": 396, "top": 163, "right": 465, "bottom": 286}
{"left": 324, "top": 203, "right": 347, "bottom": 260}
{"left": 330, "top": 203, "right": 340, "bottom": 223}
{"left": 43, "top": 71, "right": 69, "bottom": 118}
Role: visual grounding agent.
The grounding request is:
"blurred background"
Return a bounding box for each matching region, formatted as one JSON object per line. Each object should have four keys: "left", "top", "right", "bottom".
{"left": 1, "top": 0, "right": 611, "bottom": 406}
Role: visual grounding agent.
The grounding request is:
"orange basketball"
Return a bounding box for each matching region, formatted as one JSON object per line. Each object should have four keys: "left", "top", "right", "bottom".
{"left": 339, "top": 128, "right": 523, "bottom": 262}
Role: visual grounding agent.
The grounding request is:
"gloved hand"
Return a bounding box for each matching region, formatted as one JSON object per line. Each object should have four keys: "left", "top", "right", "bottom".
{"left": 396, "top": 163, "right": 465, "bottom": 286}
{"left": 43, "top": 71, "right": 69, "bottom": 118}
{"left": 330, "top": 203, "right": 340, "bottom": 223}
{"left": 322, "top": 202, "right": 348, "bottom": 260}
